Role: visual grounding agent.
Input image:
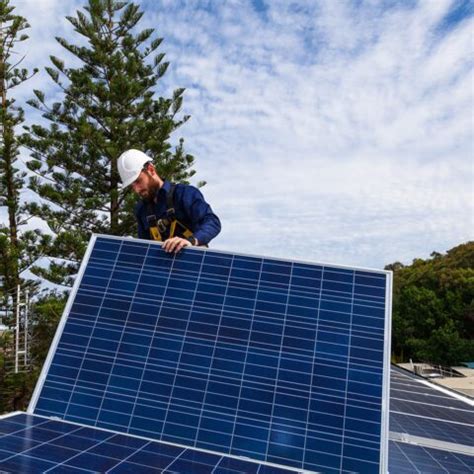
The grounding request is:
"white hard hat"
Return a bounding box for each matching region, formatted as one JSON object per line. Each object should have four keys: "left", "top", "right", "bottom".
{"left": 117, "top": 149, "right": 152, "bottom": 187}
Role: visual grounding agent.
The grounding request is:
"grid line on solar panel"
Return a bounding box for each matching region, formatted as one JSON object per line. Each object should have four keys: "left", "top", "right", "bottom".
{"left": 1, "top": 423, "right": 149, "bottom": 473}
{"left": 391, "top": 443, "right": 449, "bottom": 473}
{"left": 390, "top": 414, "right": 473, "bottom": 447}
{"left": 56, "top": 329, "right": 386, "bottom": 369}
{"left": 391, "top": 391, "right": 457, "bottom": 406}
{"left": 82, "top": 439, "right": 153, "bottom": 473}
{"left": 32, "top": 236, "right": 389, "bottom": 473}
{"left": 263, "top": 261, "right": 296, "bottom": 465}
{"left": 422, "top": 446, "right": 474, "bottom": 473}
{"left": 390, "top": 397, "right": 474, "bottom": 418}
{"left": 198, "top": 256, "right": 263, "bottom": 455}
{"left": 138, "top": 250, "right": 206, "bottom": 439}
{"left": 77, "top": 280, "right": 386, "bottom": 312}
{"left": 396, "top": 390, "right": 473, "bottom": 411}
{"left": 338, "top": 270, "right": 355, "bottom": 472}
{"left": 39, "top": 362, "right": 384, "bottom": 418}
{"left": 38, "top": 378, "right": 383, "bottom": 427}
{"left": 68, "top": 294, "right": 386, "bottom": 344}
{"left": 62, "top": 239, "right": 125, "bottom": 420}
{"left": 43, "top": 352, "right": 386, "bottom": 412}
{"left": 391, "top": 375, "right": 474, "bottom": 410}
{"left": 389, "top": 369, "right": 474, "bottom": 447}
{"left": 32, "top": 390, "right": 385, "bottom": 453}
{"left": 44, "top": 433, "right": 144, "bottom": 471}
{"left": 63, "top": 304, "right": 384, "bottom": 364}
{"left": 157, "top": 254, "right": 215, "bottom": 445}
{"left": 391, "top": 410, "right": 473, "bottom": 427}
{"left": 391, "top": 375, "right": 455, "bottom": 389}
{"left": 66, "top": 352, "right": 380, "bottom": 400}
{"left": 75, "top": 272, "right": 387, "bottom": 310}
{"left": 391, "top": 367, "right": 471, "bottom": 392}
{"left": 2, "top": 418, "right": 119, "bottom": 449}
{"left": 89, "top": 244, "right": 385, "bottom": 284}
{"left": 389, "top": 441, "right": 420, "bottom": 473}
{"left": 84, "top": 252, "right": 385, "bottom": 301}
{"left": 36, "top": 384, "right": 384, "bottom": 439}
{"left": 389, "top": 432, "right": 474, "bottom": 458}
{"left": 389, "top": 440, "right": 474, "bottom": 474}
{"left": 94, "top": 243, "right": 154, "bottom": 428}
{"left": 1, "top": 415, "right": 300, "bottom": 474}
{"left": 0, "top": 421, "right": 109, "bottom": 467}
{"left": 55, "top": 320, "right": 386, "bottom": 380}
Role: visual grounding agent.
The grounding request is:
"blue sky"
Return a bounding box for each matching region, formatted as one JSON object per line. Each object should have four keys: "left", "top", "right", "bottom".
{"left": 6, "top": 0, "right": 474, "bottom": 269}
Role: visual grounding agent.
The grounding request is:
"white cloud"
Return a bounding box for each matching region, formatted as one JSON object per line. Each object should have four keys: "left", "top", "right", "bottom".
{"left": 2, "top": 0, "right": 472, "bottom": 269}
{"left": 143, "top": 0, "right": 473, "bottom": 267}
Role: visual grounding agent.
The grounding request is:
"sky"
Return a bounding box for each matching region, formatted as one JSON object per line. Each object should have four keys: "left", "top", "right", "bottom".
{"left": 5, "top": 0, "right": 474, "bottom": 270}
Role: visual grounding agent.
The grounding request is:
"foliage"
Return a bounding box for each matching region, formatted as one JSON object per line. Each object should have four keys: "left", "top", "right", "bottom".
{"left": 388, "top": 241, "right": 474, "bottom": 365}
{"left": 0, "top": 293, "right": 66, "bottom": 413}
{"left": 22, "top": 0, "right": 198, "bottom": 287}
{"left": 0, "top": 0, "right": 41, "bottom": 301}
{"left": 28, "top": 293, "right": 66, "bottom": 368}
{"left": 1, "top": 0, "right": 200, "bottom": 415}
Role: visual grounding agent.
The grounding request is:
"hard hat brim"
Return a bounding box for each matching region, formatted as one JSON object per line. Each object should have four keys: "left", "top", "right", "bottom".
{"left": 121, "top": 172, "right": 140, "bottom": 189}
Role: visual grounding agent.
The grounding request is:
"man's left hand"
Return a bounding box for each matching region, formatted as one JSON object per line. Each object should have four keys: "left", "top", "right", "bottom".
{"left": 163, "top": 237, "right": 192, "bottom": 253}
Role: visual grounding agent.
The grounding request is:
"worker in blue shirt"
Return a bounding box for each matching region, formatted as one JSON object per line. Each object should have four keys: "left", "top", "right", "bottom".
{"left": 118, "top": 149, "right": 221, "bottom": 253}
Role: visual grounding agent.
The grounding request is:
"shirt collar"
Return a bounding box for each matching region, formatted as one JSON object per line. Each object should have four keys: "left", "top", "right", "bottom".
{"left": 153, "top": 180, "right": 171, "bottom": 201}
{"left": 161, "top": 180, "right": 172, "bottom": 193}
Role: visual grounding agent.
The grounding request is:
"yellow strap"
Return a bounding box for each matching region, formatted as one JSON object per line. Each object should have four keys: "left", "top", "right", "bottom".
{"left": 170, "top": 220, "right": 193, "bottom": 239}
{"left": 150, "top": 226, "right": 162, "bottom": 241}
{"left": 174, "top": 219, "right": 193, "bottom": 238}
{"left": 169, "top": 220, "right": 177, "bottom": 239}
{"left": 150, "top": 219, "right": 193, "bottom": 242}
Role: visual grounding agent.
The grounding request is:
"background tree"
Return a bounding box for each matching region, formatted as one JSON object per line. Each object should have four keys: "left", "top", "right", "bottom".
{"left": 388, "top": 241, "right": 474, "bottom": 365}
{"left": 22, "top": 0, "right": 198, "bottom": 286}
{"left": 0, "top": 0, "right": 40, "bottom": 303}
{"left": 0, "top": 0, "right": 71, "bottom": 414}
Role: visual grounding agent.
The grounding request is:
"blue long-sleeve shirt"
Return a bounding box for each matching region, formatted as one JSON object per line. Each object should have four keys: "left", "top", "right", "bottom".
{"left": 134, "top": 181, "right": 221, "bottom": 245}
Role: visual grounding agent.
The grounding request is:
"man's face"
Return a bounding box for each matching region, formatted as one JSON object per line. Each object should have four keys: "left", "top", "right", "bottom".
{"left": 131, "top": 169, "right": 159, "bottom": 200}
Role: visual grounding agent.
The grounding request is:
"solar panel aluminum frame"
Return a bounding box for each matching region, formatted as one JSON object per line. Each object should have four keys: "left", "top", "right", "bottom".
{"left": 27, "top": 233, "right": 393, "bottom": 473}
{"left": 382, "top": 275, "right": 392, "bottom": 474}
{"left": 0, "top": 410, "right": 23, "bottom": 420}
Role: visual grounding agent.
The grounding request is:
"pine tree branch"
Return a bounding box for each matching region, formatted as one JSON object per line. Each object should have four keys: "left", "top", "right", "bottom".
{"left": 7, "top": 53, "right": 26, "bottom": 73}
{"left": 18, "top": 154, "right": 56, "bottom": 183}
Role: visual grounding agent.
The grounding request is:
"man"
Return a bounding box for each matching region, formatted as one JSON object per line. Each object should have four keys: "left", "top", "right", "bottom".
{"left": 118, "top": 149, "right": 221, "bottom": 253}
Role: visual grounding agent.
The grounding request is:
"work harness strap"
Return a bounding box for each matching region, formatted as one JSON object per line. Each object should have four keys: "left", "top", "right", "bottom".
{"left": 146, "top": 184, "right": 194, "bottom": 242}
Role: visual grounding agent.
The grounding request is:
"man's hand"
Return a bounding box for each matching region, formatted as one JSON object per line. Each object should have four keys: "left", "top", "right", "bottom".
{"left": 163, "top": 236, "right": 192, "bottom": 253}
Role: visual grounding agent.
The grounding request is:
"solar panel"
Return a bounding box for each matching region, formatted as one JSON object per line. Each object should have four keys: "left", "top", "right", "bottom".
{"left": 0, "top": 413, "right": 296, "bottom": 473}
{"left": 27, "top": 234, "right": 392, "bottom": 473}
{"left": 390, "top": 411, "right": 473, "bottom": 446}
{"left": 389, "top": 440, "right": 474, "bottom": 473}
{"left": 390, "top": 367, "right": 473, "bottom": 412}
{"left": 388, "top": 366, "right": 474, "bottom": 472}
{"left": 389, "top": 367, "right": 474, "bottom": 445}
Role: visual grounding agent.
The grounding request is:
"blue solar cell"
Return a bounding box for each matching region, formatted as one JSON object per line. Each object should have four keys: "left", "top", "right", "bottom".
{"left": 389, "top": 440, "right": 474, "bottom": 473}
{"left": 391, "top": 367, "right": 474, "bottom": 411}
{"left": 389, "top": 368, "right": 474, "bottom": 448}
{"left": 28, "top": 235, "right": 391, "bottom": 473}
{"left": 390, "top": 411, "right": 473, "bottom": 447}
{"left": 0, "top": 414, "right": 296, "bottom": 474}
{"left": 0, "top": 454, "right": 57, "bottom": 472}
{"left": 4, "top": 369, "right": 473, "bottom": 473}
